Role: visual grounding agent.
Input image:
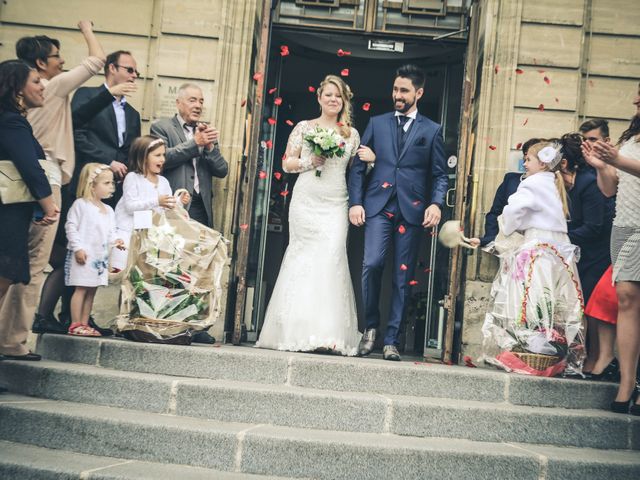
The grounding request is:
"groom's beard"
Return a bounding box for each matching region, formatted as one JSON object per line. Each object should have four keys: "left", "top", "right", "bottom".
{"left": 393, "top": 97, "right": 415, "bottom": 113}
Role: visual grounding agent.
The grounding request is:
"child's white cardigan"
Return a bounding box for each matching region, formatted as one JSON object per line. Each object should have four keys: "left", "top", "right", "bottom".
{"left": 501, "top": 171, "right": 567, "bottom": 236}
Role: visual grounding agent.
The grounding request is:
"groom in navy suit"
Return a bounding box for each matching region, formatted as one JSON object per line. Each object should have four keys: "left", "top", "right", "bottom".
{"left": 348, "top": 65, "right": 448, "bottom": 361}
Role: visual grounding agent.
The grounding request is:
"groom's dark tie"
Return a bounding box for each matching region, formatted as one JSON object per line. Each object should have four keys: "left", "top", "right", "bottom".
{"left": 397, "top": 115, "right": 410, "bottom": 152}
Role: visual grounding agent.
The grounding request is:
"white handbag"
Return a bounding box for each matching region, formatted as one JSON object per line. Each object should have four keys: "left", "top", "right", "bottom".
{"left": 0, "top": 159, "right": 55, "bottom": 204}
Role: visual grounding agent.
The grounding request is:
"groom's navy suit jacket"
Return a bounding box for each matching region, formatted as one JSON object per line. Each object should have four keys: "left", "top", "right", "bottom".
{"left": 348, "top": 112, "right": 448, "bottom": 226}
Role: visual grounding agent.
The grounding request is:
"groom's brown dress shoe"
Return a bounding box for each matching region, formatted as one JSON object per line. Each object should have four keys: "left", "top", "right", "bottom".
{"left": 358, "top": 329, "right": 376, "bottom": 356}
{"left": 383, "top": 345, "right": 401, "bottom": 361}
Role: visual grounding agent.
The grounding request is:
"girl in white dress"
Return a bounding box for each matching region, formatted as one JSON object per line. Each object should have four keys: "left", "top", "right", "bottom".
{"left": 111, "top": 136, "right": 190, "bottom": 271}
{"left": 481, "top": 142, "right": 585, "bottom": 376}
{"left": 65, "top": 163, "right": 124, "bottom": 336}
{"left": 256, "top": 75, "right": 374, "bottom": 355}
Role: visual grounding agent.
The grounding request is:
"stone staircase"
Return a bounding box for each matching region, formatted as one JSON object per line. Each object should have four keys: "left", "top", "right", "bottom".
{"left": 0, "top": 335, "right": 639, "bottom": 479}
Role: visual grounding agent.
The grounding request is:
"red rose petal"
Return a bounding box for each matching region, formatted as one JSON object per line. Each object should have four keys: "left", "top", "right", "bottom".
{"left": 543, "top": 76, "right": 551, "bottom": 85}
{"left": 308, "top": 86, "right": 316, "bottom": 93}
{"left": 281, "top": 154, "right": 287, "bottom": 161}
{"left": 489, "top": 145, "right": 497, "bottom": 151}
{"left": 258, "top": 170, "right": 267, "bottom": 179}
{"left": 412, "top": 200, "right": 421, "bottom": 206}
{"left": 398, "top": 225, "right": 406, "bottom": 234}
{"left": 240, "top": 99, "right": 247, "bottom": 107}
{"left": 537, "top": 69, "right": 546, "bottom": 74}
{"left": 280, "top": 45, "right": 290, "bottom": 57}
{"left": 400, "top": 264, "right": 408, "bottom": 271}
{"left": 494, "top": 65, "right": 499, "bottom": 74}
{"left": 555, "top": 97, "right": 559, "bottom": 103}
{"left": 384, "top": 212, "right": 395, "bottom": 219}
{"left": 463, "top": 355, "right": 477, "bottom": 368}
{"left": 381, "top": 182, "right": 392, "bottom": 189}
{"left": 285, "top": 119, "right": 294, "bottom": 126}
{"left": 515, "top": 68, "right": 524, "bottom": 75}
{"left": 336, "top": 122, "right": 344, "bottom": 127}
{"left": 265, "top": 139, "right": 273, "bottom": 149}
{"left": 516, "top": 142, "right": 523, "bottom": 149}
{"left": 408, "top": 280, "right": 418, "bottom": 286}
{"left": 252, "top": 72, "right": 263, "bottom": 81}
{"left": 538, "top": 103, "right": 545, "bottom": 112}
{"left": 362, "top": 102, "right": 371, "bottom": 111}
{"left": 274, "top": 172, "right": 282, "bottom": 180}
{"left": 423, "top": 267, "right": 432, "bottom": 274}
{"left": 274, "top": 97, "right": 283, "bottom": 106}
{"left": 267, "top": 117, "right": 276, "bottom": 126}
{"left": 280, "top": 190, "right": 289, "bottom": 197}
{"left": 340, "top": 68, "right": 349, "bottom": 77}
{"left": 522, "top": 118, "right": 529, "bottom": 126}
{"left": 268, "top": 87, "right": 277, "bottom": 94}
{"left": 337, "top": 49, "right": 351, "bottom": 57}
{"left": 239, "top": 223, "right": 248, "bottom": 231}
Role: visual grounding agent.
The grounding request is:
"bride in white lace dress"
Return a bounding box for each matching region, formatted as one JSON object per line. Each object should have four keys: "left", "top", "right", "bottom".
{"left": 256, "top": 75, "right": 371, "bottom": 355}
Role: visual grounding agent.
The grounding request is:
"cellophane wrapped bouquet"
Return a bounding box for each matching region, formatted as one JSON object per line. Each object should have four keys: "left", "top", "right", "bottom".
{"left": 116, "top": 206, "right": 228, "bottom": 344}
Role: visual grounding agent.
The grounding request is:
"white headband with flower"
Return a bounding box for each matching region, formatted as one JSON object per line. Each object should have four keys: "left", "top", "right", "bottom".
{"left": 89, "top": 165, "right": 111, "bottom": 183}
{"left": 537, "top": 144, "right": 562, "bottom": 168}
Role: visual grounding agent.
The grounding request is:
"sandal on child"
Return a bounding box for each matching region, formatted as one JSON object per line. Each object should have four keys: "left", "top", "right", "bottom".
{"left": 68, "top": 322, "right": 102, "bottom": 337}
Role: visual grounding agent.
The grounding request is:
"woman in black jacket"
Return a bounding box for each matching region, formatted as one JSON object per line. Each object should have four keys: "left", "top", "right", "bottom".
{"left": 0, "top": 60, "right": 59, "bottom": 361}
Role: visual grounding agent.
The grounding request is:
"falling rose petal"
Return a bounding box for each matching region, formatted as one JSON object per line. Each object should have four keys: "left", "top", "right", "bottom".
{"left": 258, "top": 170, "right": 267, "bottom": 179}
{"left": 516, "top": 142, "right": 523, "bottom": 149}
{"left": 252, "top": 72, "right": 263, "bottom": 81}
{"left": 522, "top": 118, "right": 529, "bottom": 126}
{"left": 281, "top": 154, "right": 287, "bottom": 161}
{"left": 543, "top": 76, "right": 551, "bottom": 85}
{"left": 515, "top": 68, "right": 524, "bottom": 75}
{"left": 398, "top": 225, "right": 406, "bottom": 234}
{"left": 265, "top": 139, "right": 273, "bottom": 149}
{"left": 555, "top": 97, "right": 559, "bottom": 103}
{"left": 537, "top": 69, "right": 545, "bottom": 74}
{"left": 274, "top": 172, "right": 282, "bottom": 180}
{"left": 336, "top": 122, "right": 344, "bottom": 127}
{"left": 240, "top": 99, "right": 247, "bottom": 107}
{"left": 268, "top": 87, "right": 277, "bottom": 94}
{"left": 337, "top": 49, "right": 351, "bottom": 57}
{"left": 280, "top": 45, "right": 290, "bottom": 57}
{"left": 423, "top": 267, "right": 432, "bottom": 274}
{"left": 489, "top": 145, "right": 497, "bottom": 151}
{"left": 362, "top": 102, "right": 371, "bottom": 111}
{"left": 274, "top": 97, "right": 283, "bottom": 106}
{"left": 285, "top": 119, "right": 294, "bottom": 126}
{"left": 463, "top": 355, "right": 477, "bottom": 368}
{"left": 408, "top": 280, "right": 418, "bottom": 286}
{"left": 280, "top": 190, "right": 289, "bottom": 197}
{"left": 340, "top": 68, "right": 349, "bottom": 77}
{"left": 412, "top": 200, "right": 421, "bottom": 206}
{"left": 494, "top": 65, "right": 499, "bottom": 74}
{"left": 239, "top": 224, "right": 249, "bottom": 231}
{"left": 381, "top": 182, "right": 392, "bottom": 189}
{"left": 308, "top": 86, "right": 316, "bottom": 93}
{"left": 267, "top": 117, "right": 276, "bottom": 126}
{"left": 538, "top": 103, "right": 545, "bottom": 112}
{"left": 400, "top": 264, "right": 408, "bottom": 271}
{"left": 384, "top": 212, "right": 395, "bottom": 219}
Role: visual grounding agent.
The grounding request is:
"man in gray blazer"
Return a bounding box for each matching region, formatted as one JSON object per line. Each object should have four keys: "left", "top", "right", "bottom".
{"left": 151, "top": 83, "right": 228, "bottom": 228}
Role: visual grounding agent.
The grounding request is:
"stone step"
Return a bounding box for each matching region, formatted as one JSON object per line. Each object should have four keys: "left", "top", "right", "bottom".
{"left": 1, "top": 361, "right": 638, "bottom": 451}
{"left": 0, "top": 395, "right": 638, "bottom": 480}
{"left": 36, "top": 334, "right": 618, "bottom": 410}
{"left": 0, "top": 440, "right": 291, "bottom": 479}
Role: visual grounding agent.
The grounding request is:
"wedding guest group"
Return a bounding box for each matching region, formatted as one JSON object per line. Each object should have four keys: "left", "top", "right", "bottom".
{"left": 0, "top": 30, "right": 637, "bottom": 419}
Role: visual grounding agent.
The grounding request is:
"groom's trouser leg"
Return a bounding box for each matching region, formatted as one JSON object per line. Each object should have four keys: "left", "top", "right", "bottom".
{"left": 384, "top": 220, "right": 422, "bottom": 347}
{"left": 362, "top": 211, "right": 394, "bottom": 331}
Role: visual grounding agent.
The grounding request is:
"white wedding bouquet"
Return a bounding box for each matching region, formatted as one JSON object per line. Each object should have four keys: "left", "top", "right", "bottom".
{"left": 304, "top": 126, "right": 346, "bottom": 176}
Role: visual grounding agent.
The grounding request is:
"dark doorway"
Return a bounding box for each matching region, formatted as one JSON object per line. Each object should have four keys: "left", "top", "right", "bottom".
{"left": 246, "top": 26, "right": 465, "bottom": 356}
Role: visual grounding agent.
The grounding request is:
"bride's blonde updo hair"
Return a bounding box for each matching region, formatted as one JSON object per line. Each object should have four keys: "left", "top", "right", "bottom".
{"left": 317, "top": 74, "right": 353, "bottom": 138}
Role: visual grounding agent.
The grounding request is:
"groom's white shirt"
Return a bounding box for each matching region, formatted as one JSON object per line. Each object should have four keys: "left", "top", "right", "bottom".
{"left": 394, "top": 109, "right": 418, "bottom": 132}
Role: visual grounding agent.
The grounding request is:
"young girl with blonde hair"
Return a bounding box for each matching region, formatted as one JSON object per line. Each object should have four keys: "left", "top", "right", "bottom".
{"left": 481, "top": 141, "right": 585, "bottom": 376}
{"left": 65, "top": 163, "right": 124, "bottom": 336}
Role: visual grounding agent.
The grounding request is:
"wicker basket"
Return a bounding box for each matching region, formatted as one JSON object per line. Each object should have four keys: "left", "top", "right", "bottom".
{"left": 512, "top": 352, "right": 561, "bottom": 370}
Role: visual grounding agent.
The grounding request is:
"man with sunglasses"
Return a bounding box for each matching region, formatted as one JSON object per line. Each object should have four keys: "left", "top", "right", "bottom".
{"left": 71, "top": 50, "right": 141, "bottom": 205}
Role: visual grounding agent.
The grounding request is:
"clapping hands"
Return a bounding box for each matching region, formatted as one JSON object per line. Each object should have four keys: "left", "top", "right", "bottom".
{"left": 582, "top": 140, "right": 618, "bottom": 170}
